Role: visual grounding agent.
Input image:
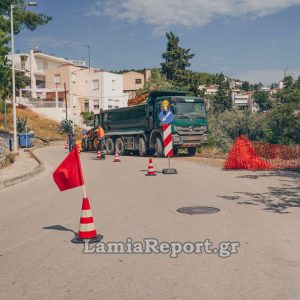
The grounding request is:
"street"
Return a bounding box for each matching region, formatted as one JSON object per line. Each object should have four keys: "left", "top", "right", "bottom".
{"left": 1, "top": 144, "right": 300, "bottom": 299}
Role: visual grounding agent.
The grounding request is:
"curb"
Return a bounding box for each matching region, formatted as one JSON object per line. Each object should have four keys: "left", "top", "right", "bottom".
{"left": 0, "top": 147, "right": 45, "bottom": 190}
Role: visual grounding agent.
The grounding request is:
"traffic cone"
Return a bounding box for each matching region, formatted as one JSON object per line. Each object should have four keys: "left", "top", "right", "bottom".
{"left": 146, "top": 159, "right": 157, "bottom": 176}
{"left": 97, "top": 150, "right": 101, "bottom": 159}
{"left": 64, "top": 141, "right": 69, "bottom": 149}
{"left": 113, "top": 152, "right": 121, "bottom": 162}
{"left": 71, "top": 197, "right": 102, "bottom": 243}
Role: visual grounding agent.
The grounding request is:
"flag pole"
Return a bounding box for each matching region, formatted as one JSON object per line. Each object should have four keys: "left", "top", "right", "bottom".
{"left": 82, "top": 184, "right": 87, "bottom": 199}
{"left": 75, "top": 144, "right": 87, "bottom": 199}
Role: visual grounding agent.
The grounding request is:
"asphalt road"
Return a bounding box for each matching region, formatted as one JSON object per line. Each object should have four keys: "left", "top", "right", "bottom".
{"left": 1, "top": 145, "right": 300, "bottom": 299}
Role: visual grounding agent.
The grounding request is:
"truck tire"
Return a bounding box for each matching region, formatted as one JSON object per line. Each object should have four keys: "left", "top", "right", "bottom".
{"left": 188, "top": 147, "right": 197, "bottom": 156}
{"left": 155, "top": 137, "right": 163, "bottom": 157}
{"left": 106, "top": 138, "right": 115, "bottom": 155}
{"left": 138, "top": 137, "right": 147, "bottom": 157}
{"left": 173, "top": 148, "right": 178, "bottom": 156}
{"left": 115, "top": 138, "right": 125, "bottom": 155}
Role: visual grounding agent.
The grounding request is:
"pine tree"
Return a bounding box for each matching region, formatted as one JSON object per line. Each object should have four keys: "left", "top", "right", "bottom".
{"left": 161, "top": 32, "right": 194, "bottom": 86}
{"left": 211, "top": 73, "right": 232, "bottom": 113}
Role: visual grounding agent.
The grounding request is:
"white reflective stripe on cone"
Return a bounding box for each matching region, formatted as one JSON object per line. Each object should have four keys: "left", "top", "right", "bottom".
{"left": 79, "top": 223, "right": 96, "bottom": 232}
{"left": 81, "top": 210, "right": 93, "bottom": 218}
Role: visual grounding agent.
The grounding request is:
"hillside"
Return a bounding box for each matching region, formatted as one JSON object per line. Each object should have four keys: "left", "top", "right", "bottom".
{"left": 0, "top": 108, "right": 65, "bottom": 141}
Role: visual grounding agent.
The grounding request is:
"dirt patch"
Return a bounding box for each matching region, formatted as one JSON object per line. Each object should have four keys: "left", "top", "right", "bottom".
{"left": 175, "top": 155, "right": 225, "bottom": 167}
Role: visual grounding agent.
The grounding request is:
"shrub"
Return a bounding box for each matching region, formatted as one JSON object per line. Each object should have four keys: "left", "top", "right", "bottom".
{"left": 207, "top": 110, "right": 265, "bottom": 151}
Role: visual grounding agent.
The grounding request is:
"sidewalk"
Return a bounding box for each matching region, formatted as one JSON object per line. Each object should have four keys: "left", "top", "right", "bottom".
{"left": 0, "top": 148, "right": 43, "bottom": 189}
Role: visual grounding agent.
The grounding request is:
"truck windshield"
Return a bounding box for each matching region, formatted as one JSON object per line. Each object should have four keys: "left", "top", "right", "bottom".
{"left": 172, "top": 101, "right": 206, "bottom": 118}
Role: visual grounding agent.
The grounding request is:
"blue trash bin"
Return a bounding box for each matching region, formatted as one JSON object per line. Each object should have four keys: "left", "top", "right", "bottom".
{"left": 18, "top": 133, "right": 33, "bottom": 148}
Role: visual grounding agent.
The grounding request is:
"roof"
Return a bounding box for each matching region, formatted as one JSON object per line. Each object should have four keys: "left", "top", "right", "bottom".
{"left": 34, "top": 52, "right": 69, "bottom": 63}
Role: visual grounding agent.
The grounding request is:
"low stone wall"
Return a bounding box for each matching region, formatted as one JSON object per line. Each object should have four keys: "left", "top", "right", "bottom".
{"left": 0, "top": 131, "right": 12, "bottom": 166}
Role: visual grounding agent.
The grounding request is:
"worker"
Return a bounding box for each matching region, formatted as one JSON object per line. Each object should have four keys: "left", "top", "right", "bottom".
{"left": 82, "top": 129, "right": 89, "bottom": 152}
{"left": 96, "top": 125, "right": 105, "bottom": 159}
{"left": 67, "top": 131, "right": 75, "bottom": 152}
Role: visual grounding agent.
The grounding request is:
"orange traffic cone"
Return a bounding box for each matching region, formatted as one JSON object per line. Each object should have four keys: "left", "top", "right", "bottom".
{"left": 64, "top": 141, "right": 69, "bottom": 149}
{"left": 72, "top": 197, "right": 102, "bottom": 243}
{"left": 113, "top": 152, "right": 121, "bottom": 162}
{"left": 97, "top": 150, "right": 101, "bottom": 159}
{"left": 146, "top": 159, "right": 157, "bottom": 176}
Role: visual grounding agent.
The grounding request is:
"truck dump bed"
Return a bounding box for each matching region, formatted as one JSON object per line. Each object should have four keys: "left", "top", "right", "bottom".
{"left": 102, "top": 104, "right": 148, "bottom": 132}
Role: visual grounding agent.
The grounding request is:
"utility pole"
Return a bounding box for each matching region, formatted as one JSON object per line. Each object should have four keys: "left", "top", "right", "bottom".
{"left": 64, "top": 82, "right": 68, "bottom": 120}
{"left": 87, "top": 45, "right": 90, "bottom": 74}
{"left": 10, "top": 4, "right": 17, "bottom": 153}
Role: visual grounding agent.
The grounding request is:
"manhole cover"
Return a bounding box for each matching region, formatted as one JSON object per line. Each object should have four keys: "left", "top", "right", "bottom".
{"left": 176, "top": 206, "right": 220, "bottom": 215}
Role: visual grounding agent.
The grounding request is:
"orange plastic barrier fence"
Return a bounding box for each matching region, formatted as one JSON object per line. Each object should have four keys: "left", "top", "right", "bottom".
{"left": 224, "top": 136, "right": 300, "bottom": 170}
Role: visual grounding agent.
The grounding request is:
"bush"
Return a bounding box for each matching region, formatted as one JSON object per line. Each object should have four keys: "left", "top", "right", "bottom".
{"left": 57, "top": 119, "right": 73, "bottom": 135}
{"left": 17, "top": 117, "right": 28, "bottom": 133}
{"left": 207, "top": 110, "right": 265, "bottom": 151}
{"left": 263, "top": 104, "right": 300, "bottom": 144}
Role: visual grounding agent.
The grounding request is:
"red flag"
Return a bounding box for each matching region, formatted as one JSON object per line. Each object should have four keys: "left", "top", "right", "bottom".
{"left": 53, "top": 144, "right": 84, "bottom": 191}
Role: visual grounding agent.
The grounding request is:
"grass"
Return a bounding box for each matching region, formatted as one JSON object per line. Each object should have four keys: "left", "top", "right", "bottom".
{"left": 0, "top": 153, "right": 15, "bottom": 170}
{"left": 197, "top": 146, "right": 228, "bottom": 159}
{"left": 0, "top": 107, "right": 65, "bottom": 141}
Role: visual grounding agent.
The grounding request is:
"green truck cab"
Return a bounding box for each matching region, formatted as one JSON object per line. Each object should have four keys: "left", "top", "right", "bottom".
{"left": 83, "top": 90, "right": 208, "bottom": 156}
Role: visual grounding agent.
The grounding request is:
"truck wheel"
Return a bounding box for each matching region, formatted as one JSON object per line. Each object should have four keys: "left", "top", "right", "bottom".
{"left": 115, "top": 138, "right": 125, "bottom": 155}
{"left": 106, "top": 138, "right": 115, "bottom": 155}
{"left": 155, "top": 137, "right": 163, "bottom": 157}
{"left": 188, "top": 147, "right": 197, "bottom": 156}
{"left": 138, "top": 137, "right": 147, "bottom": 157}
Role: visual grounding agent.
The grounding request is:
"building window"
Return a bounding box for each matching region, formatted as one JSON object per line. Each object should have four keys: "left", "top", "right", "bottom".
{"left": 84, "top": 100, "right": 89, "bottom": 112}
{"left": 108, "top": 105, "right": 113, "bottom": 109}
{"left": 72, "top": 95, "right": 77, "bottom": 108}
{"left": 92, "top": 79, "right": 99, "bottom": 90}
{"left": 54, "top": 74, "right": 61, "bottom": 84}
{"left": 112, "top": 80, "right": 116, "bottom": 91}
{"left": 93, "top": 99, "right": 99, "bottom": 109}
{"left": 114, "top": 106, "right": 119, "bottom": 109}
{"left": 72, "top": 73, "right": 76, "bottom": 83}
{"left": 135, "top": 79, "right": 142, "bottom": 84}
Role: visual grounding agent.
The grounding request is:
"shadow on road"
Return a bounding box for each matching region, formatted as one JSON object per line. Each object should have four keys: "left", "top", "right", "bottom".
{"left": 43, "top": 225, "right": 76, "bottom": 237}
{"left": 218, "top": 170, "right": 300, "bottom": 214}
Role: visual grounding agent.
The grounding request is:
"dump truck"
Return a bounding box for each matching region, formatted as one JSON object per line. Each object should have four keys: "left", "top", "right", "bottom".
{"left": 82, "top": 90, "right": 208, "bottom": 156}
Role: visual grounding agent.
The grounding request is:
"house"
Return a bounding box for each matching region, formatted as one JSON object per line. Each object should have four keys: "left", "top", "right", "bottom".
{"left": 8, "top": 49, "right": 128, "bottom": 123}
{"left": 122, "top": 69, "right": 151, "bottom": 99}
{"left": 45, "top": 65, "right": 128, "bottom": 123}
{"left": 205, "top": 85, "right": 218, "bottom": 95}
{"left": 232, "top": 91, "right": 254, "bottom": 111}
{"left": 8, "top": 49, "right": 71, "bottom": 100}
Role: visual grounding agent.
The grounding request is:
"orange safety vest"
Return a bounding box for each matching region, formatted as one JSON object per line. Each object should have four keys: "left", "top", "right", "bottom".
{"left": 97, "top": 127, "right": 105, "bottom": 138}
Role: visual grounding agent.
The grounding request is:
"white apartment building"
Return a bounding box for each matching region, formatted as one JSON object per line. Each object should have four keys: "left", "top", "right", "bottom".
{"left": 8, "top": 49, "right": 128, "bottom": 123}
{"left": 88, "top": 70, "right": 128, "bottom": 113}
{"left": 8, "top": 49, "right": 71, "bottom": 99}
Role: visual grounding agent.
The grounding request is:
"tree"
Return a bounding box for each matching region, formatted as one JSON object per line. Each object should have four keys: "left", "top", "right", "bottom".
{"left": 241, "top": 81, "right": 250, "bottom": 91}
{"left": 142, "top": 68, "right": 173, "bottom": 92}
{"left": 0, "top": 1, "right": 51, "bottom": 100}
{"left": 253, "top": 91, "right": 272, "bottom": 112}
{"left": 161, "top": 32, "right": 194, "bottom": 86}
{"left": 211, "top": 73, "right": 232, "bottom": 113}
{"left": 263, "top": 104, "right": 300, "bottom": 144}
{"left": 80, "top": 111, "right": 94, "bottom": 125}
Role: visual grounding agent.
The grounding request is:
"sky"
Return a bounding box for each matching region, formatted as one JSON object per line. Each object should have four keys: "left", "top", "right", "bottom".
{"left": 13, "top": 0, "right": 300, "bottom": 85}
